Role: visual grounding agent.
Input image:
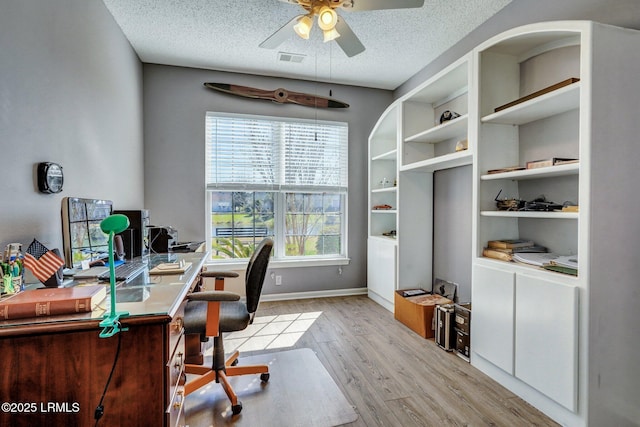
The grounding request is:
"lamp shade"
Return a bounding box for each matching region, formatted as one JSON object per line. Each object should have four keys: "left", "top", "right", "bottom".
{"left": 317, "top": 6, "right": 337, "bottom": 31}
{"left": 323, "top": 27, "right": 340, "bottom": 42}
{"left": 294, "top": 15, "right": 313, "bottom": 39}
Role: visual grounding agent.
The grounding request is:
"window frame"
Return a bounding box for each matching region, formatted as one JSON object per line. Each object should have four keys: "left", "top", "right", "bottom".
{"left": 204, "top": 112, "right": 350, "bottom": 268}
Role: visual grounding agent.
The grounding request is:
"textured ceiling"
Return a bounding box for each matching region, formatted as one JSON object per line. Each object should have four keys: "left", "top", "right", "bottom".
{"left": 102, "top": 0, "right": 512, "bottom": 90}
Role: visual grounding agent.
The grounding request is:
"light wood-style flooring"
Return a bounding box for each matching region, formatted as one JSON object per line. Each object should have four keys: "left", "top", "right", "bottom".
{"left": 248, "top": 295, "right": 559, "bottom": 427}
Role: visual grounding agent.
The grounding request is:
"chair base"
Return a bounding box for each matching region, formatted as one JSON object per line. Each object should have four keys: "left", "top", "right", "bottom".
{"left": 184, "top": 350, "right": 269, "bottom": 413}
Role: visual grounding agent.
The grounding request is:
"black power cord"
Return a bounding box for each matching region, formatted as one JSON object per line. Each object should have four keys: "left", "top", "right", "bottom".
{"left": 94, "top": 322, "right": 123, "bottom": 426}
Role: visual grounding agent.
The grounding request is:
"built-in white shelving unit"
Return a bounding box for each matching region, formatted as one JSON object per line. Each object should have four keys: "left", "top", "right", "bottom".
{"left": 368, "top": 20, "right": 640, "bottom": 427}
{"left": 367, "top": 54, "right": 472, "bottom": 311}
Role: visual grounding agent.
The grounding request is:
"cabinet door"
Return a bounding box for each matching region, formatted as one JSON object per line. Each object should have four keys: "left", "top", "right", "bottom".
{"left": 515, "top": 273, "right": 578, "bottom": 411}
{"left": 367, "top": 238, "right": 397, "bottom": 306}
{"left": 472, "top": 264, "right": 515, "bottom": 374}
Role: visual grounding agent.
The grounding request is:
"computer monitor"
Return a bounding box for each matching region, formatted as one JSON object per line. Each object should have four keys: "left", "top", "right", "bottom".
{"left": 61, "top": 197, "right": 113, "bottom": 268}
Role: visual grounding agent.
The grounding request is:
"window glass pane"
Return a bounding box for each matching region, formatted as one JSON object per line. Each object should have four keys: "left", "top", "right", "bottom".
{"left": 210, "top": 191, "right": 274, "bottom": 259}
{"left": 284, "top": 192, "right": 342, "bottom": 257}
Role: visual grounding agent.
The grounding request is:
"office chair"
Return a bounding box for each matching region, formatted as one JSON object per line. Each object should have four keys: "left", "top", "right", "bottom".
{"left": 183, "top": 238, "right": 273, "bottom": 415}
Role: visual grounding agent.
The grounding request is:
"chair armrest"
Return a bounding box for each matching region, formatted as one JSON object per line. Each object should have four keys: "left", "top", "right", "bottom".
{"left": 187, "top": 291, "right": 240, "bottom": 302}
{"left": 201, "top": 271, "right": 240, "bottom": 279}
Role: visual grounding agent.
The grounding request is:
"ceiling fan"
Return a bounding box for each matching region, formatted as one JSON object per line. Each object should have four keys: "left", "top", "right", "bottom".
{"left": 259, "top": 0, "right": 425, "bottom": 57}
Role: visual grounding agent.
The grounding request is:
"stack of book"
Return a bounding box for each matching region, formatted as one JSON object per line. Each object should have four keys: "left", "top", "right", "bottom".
{"left": 543, "top": 255, "right": 578, "bottom": 276}
{"left": 482, "top": 239, "right": 547, "bottom": 262}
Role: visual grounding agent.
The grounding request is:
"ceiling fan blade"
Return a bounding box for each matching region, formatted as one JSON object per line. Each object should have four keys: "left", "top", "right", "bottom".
{"left": 334, "top": 16, "right": 365, "bottom": 57}
{"left": 259, "top": 15, "right": 303, "bottom": 49}
{"left": 345, "top": 0, "right": 425, "bottom": 12}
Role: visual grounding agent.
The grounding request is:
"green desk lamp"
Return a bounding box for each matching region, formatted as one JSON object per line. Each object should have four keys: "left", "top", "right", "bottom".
{"left": 98, "top": 214, "right": 130, "bottom": 338}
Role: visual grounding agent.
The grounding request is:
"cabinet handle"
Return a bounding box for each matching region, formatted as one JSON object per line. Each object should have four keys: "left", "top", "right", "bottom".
{"left": 173, "top": 389, "right": 184, "bottom": 410}
{"left": 174, "top": 352, "right": 184, "bottom": 370}
{"left": 171, "top": 317, "right": 184, "bottom": 333}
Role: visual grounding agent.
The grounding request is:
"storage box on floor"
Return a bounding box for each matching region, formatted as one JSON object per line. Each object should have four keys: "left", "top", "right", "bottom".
{"left": 454, "top": 303, "right": 471, "bottom": 361}
{"left": 394, "top": 290, "right": 452, "bottom": 338}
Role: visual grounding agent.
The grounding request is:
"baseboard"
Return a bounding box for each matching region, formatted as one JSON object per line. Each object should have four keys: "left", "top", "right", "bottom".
{"left": 261, "top": 287, "right": 368, "bottom": 302}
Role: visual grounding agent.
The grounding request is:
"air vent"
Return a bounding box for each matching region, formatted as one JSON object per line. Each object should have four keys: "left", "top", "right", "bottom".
{"left": 278, "top": 52, "right": 306, "bottom": 63}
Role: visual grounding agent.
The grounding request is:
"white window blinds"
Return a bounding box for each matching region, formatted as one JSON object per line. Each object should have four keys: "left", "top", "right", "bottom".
{"left": 206, "top": 113, "right": 348, "bottom": 192}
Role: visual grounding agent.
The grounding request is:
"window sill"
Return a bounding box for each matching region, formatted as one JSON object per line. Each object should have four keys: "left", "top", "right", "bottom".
{"left": 205, "top": 257, "right": 350, "bottom": 270}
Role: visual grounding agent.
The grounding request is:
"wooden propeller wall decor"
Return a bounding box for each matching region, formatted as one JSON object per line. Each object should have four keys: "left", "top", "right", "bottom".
{"left": 260, "top": 0, "right": 425, "bottom": 57}
{"left": 204, "top": 82, "right": 349, "bottom": 108}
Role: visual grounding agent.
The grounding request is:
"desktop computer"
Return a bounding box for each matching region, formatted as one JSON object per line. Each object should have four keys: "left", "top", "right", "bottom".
{"left": 113, "top": 209, "right": 150, "bottom": 259}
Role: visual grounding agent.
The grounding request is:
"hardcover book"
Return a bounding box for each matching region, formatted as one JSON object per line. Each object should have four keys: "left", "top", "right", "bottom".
{"left": 487, "top": 239, "right": 534, "bottom": 249}
{"left": 0, "top": 285, "right": 106, "bottom": 320}
{"left": 526, "top": 158, "right": 578, "bottom": 169}
{"left": 482, "top": 248, "right": 513, "bottom": 262}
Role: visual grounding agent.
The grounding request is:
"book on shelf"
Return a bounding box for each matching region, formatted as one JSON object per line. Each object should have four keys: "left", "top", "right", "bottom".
{"left": 0, "top": 285, "right": 106, "bottom": 320}
{"left": 482, "top": 248, "right": 513, "bottom": 262}
{"left": 550, "top": 255, "right": 578, "bottom": 269}
{"left": 543, "top": 265, "right": 578, "bottom": 276}
{"left": 488, "top": 245, "right": 547, "bottom": 254}
{"left": 487, "top": 165, "right": 526, "bottom": 174}
{"left": 487, "top": 239, "right": 535, "bottom": 249}
{"left": 494, "top": 77, "right": 580, "bottom": 112}
{"left": 513, "top": 252, "right": 559, "bottom": 267}
{"left": 526, "top": 158, "right": 578, "bottom": 169}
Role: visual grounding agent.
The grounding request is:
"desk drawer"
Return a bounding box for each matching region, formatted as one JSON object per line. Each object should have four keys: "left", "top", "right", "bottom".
{"left": 167, "top": 333, "right": 185, "bottom": 427}
{"left": 167, "top": 384, "right": 185, "bottom": 427}
{"left": 168, "top": 333, "right": 185, "bottom": 393}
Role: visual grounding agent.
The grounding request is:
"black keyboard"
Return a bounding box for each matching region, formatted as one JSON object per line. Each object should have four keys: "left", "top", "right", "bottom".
{"left": 99, "top": 261, "right": 146, "bottom": 282}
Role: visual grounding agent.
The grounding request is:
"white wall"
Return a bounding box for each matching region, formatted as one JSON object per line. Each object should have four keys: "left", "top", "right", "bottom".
{"left": 142, "top": 64, "right": 393, "bottom": 295}
{"left": 0, "top": 0, "right": 144, "bottom": 252}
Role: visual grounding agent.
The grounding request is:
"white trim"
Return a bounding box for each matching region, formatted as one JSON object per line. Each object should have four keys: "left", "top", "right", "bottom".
{"left": 261, "top": 287, "right": 367, "bottom": 302}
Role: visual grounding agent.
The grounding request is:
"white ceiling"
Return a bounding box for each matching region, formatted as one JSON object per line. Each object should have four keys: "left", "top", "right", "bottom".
{"left": 102, "top": 0, "right": 512, "bottom": 90}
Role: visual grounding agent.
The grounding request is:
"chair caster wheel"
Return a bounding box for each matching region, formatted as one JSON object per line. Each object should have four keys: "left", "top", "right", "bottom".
{"left": 260, "top": 373, "right": 270, "bottom": 382}
{"left": 232, "top": 403, "right": 242, "bottom": 415}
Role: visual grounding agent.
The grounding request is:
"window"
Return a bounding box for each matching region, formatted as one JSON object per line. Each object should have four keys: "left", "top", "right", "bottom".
{"left": 206, "top": 112, "right": 348, "bottom": 264}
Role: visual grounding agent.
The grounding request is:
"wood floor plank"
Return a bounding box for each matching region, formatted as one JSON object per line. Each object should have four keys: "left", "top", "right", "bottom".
{"left": 253, "top": 295, "right": 558, "bottom": 427}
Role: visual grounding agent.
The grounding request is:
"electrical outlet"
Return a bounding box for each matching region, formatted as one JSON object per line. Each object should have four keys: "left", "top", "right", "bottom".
{"left": 275, "top": 275, "right": 282, "bottom": 286}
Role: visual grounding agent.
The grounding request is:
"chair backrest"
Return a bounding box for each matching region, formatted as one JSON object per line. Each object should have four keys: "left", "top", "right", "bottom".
{"left": 244, "top": 238, "right": 273, "bottom": 317}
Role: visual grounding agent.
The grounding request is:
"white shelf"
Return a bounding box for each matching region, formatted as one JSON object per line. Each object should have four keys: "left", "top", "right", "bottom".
{"left": 371, "top": 187, "right": 397, "bottom": 193}
{"left": 404, "top": 114, "right": 468, "bottom": 144}
{"left": 481, "top": 82, "right": 580, "bottom": 125}
{"left": 371, "top": 209, "right": 397, "bottom": 214}
{"left": 475, "top": 256, "right": 579, "bottom": 281}
{"left": 401, "top": 150, "right": 472, "bottom": 173}
{"left": 480, "top": 210, "right": 579, "bottom": 219}
{"left": 369, "top": 235, "right": 398, "bottom": 243}
{"left": 481, "top": 163, "right": 579, "bottom": 180}
{"left": 371, "top": 149, "right": 397, "bottom": 161}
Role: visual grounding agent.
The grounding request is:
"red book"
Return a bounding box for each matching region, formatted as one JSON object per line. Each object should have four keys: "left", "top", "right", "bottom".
{"left": 0, "top": 285, "right": 106, "bottom": 320}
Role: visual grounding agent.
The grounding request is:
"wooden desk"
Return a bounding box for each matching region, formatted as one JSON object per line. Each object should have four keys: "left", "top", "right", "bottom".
{"left": 0, "top": 252, "right": 207, "bottom": 427}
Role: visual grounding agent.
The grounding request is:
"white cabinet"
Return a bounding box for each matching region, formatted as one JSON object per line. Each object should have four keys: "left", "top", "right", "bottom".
{"left": 515, "top": 273, "right": 578, "bottom": 412}
{"left": 473, "top": 263, "right": 579, "bottom": 412}
{"left": 367, "top": 237, "right": 397, "bottom": 311}
{"left": 471, "top": 264, "right": 514, "bottom": 374}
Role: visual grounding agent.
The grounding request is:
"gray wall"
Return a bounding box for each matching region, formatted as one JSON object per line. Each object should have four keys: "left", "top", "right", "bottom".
{"left": 396, "top": 0, "right": 640, "bottom": 98}
{"left": 0, "top": 0, "right": 144, "bottom": 253}
{"left": 142, "top": 64, "right": 392, "bottom": 295}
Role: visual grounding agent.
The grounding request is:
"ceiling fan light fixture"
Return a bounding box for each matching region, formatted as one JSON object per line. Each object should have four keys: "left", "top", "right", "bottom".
{"left": 323, "top": 27, "right": 340, "bottom": 42}
{"left": 293, "top": 15, "right": 313, "bottom": 39}
{"left": 317, "top": 6, "right": 338, "bottom": 31}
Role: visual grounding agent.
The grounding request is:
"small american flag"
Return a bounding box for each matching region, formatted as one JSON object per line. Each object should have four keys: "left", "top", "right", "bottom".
{"left": 23, "top": 239, "right": 65, "bottom": 283}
